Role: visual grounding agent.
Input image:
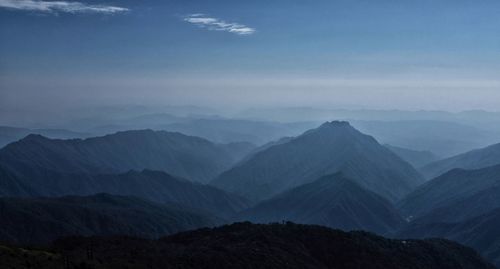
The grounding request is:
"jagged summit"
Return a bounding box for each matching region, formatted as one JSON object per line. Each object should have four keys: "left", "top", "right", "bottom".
{"left": 301, "top": 120, "right": 375, "bottom": 142}
{"left": 320, "top": 120, "right": 351, "bottom": 127}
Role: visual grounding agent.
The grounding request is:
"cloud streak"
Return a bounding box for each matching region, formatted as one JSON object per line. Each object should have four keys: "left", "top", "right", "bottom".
{"left": 184, "top": 14, "right": 255, "bottom": 35}
{"left": 0, "top": 0, "right": 129, "bottom": 14}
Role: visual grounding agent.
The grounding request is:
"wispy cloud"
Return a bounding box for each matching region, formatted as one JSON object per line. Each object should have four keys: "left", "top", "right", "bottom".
{"left": 184, "top": 14, "right": 255, "bottom": 35}
{"left": 0, "top": 0, "right": 129, "bottom": 14}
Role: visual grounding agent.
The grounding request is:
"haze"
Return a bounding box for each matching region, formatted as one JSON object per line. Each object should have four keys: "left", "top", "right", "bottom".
{"left": 1, "top": 0, "right": 500, "bottom": 125}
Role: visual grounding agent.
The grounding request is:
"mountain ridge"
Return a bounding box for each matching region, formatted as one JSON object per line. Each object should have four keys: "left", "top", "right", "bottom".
{"left": 0, "top": 129, "right": 251, "bottom": 183}
{"left": 238, "top": 173, "right": 405, "bottom": 234}
{"left": 421, "top": 142, "right": 500, "bottom": 179}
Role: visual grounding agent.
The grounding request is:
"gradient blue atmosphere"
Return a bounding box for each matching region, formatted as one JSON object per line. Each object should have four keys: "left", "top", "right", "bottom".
{"left": 1, "top": 0, "right": 500, "bottom": 116}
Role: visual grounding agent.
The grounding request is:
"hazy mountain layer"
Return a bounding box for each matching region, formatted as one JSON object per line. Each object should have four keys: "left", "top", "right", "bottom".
{"left": 8, "top": 222, "right": 490, "bottom": 269}
{"left": 164, "top": 118, "right": 316, "bottom": 145}
{"left": 0, "top": 129, "right": 245, "bottom": 183}
{"left": 238, "top": 173, "right": 404, "bottom": 234}
{"left": 351, "top": 120, "right": 498, "bottom": 158}
{"left": 398, "top": 164, "right": 500, "bottom": 220}
{"left": 0, "top": 193, "right": 219, "bottom": 245}
{"left": 385, "top": 144, "right": 439, "bottom": 168}
{"left": 212, "top": 121, "right": 424, "bottom": 202}
{"left": 0, "top": 169, "right": 249, "bottom": 219}
{"left": 0, "top": 126, "right": 90, "bottom": 149}
{"left": 421, "top": 142, "right": 500, "bottom": 179}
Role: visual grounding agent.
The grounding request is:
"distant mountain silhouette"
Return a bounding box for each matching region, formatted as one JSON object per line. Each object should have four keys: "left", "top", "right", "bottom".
{"left": 212, "top": 121, "right": 424, "bottom": 202}
{"left": 164, "top": 118, "right": 315, "bottom": 145}
{"left": 0, "top": 129, "right": 248, "bottom": 183}
{"left": 351, "top": 120, "right": 499, "bottom": 158}
{"left": 7, "top": 222, "right": 490, "bottom": 269}
{"left": 0, "top": 193, "right": 219, "bottom": 245}
{"left": 0, "top": 169, "right": 249, "bottom": 219}
{"left": 385, "top": 144, "right": 439, "bottom": 168}
{"left": 398, "top": 164, "right": 500, "bottom": 221}
{"left": 397, "top": 208, "right": 500, "bottom": 268}
{"left": 421, "top": 142, "right": 500, "bottom": 179}
{"left": 238, "top": 173, "right": 404, "bottom": 234}
{"left": 0, "top": 126, "right": 91, "bottom": 148}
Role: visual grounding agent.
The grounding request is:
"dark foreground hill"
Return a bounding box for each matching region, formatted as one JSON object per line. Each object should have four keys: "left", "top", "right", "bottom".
{"left": 238, "top": 173, "right": 404, "bottom": 235}
{"left": 0, "top": 193, "right": 219, "bottom": 245}
{"left": 0, "top": 129, "right": 248, "bottom": 184}
{"left": 0, "top": 222, "right": 494, "bottom": 269}
{"left": 212, "top": 121, "right": 423, "bottom": 202}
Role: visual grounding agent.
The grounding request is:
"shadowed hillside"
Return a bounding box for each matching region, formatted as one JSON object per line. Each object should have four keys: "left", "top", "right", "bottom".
{"left": 238, "top": 173, "right": 404, "bottom": 235}
{"left": 0, "top": 169, "right": 249, "bottom": 219}
{"left": 0, "top": 193, "right": 220, "bottom": 245}
{"left": 398, "top": 164, "right": 500, "bottom": 220}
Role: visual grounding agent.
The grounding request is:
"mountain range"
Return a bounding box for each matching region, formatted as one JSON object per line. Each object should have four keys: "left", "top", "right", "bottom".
{"left": 0, "top": 129, "right": 253, "bottom": 183}
{"left": 2, "top": 119, "right": 500, "bottom": 267}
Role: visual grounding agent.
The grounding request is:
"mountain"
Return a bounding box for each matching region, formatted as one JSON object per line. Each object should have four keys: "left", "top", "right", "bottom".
{"left": 398, "top": 164, "right": 500, "bottom": 220}
{"left": 0, "top": 169, "right": 249, "bottom": 219}
{"left": 421, "top": 142, "right": 500, "bottom": 179}
{"left": 385, "top": 144, "right": 439, "bottom": 168}
{"left": 212, "top": 121, "right": 424, "bottom": 202}
{"left": 0, "top": 193, "right": 220, "bottom": 245}
{"left": 0, "top": 126, "right": 91, "bottom": 149}
{"left": 397, "top": 208, "right": 500, "bottom": 268}
{"left": 4, "top": 222, "right": 491, "bottom": 269}
{"left": 0, "top": 129, "right": 244, "bottom": 183}
{"left": 238, "top": 173, "right": 404, "bottom": 235}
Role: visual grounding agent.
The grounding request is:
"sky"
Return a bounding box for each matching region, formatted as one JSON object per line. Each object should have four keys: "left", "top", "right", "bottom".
{"left": 1, "top": 0, "right": 500, "bottom": 119}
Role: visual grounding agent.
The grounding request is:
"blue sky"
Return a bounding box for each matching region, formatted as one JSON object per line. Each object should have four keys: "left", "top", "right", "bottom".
{"left": 1, "top": 0, "right": 500, "bottom": 113}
